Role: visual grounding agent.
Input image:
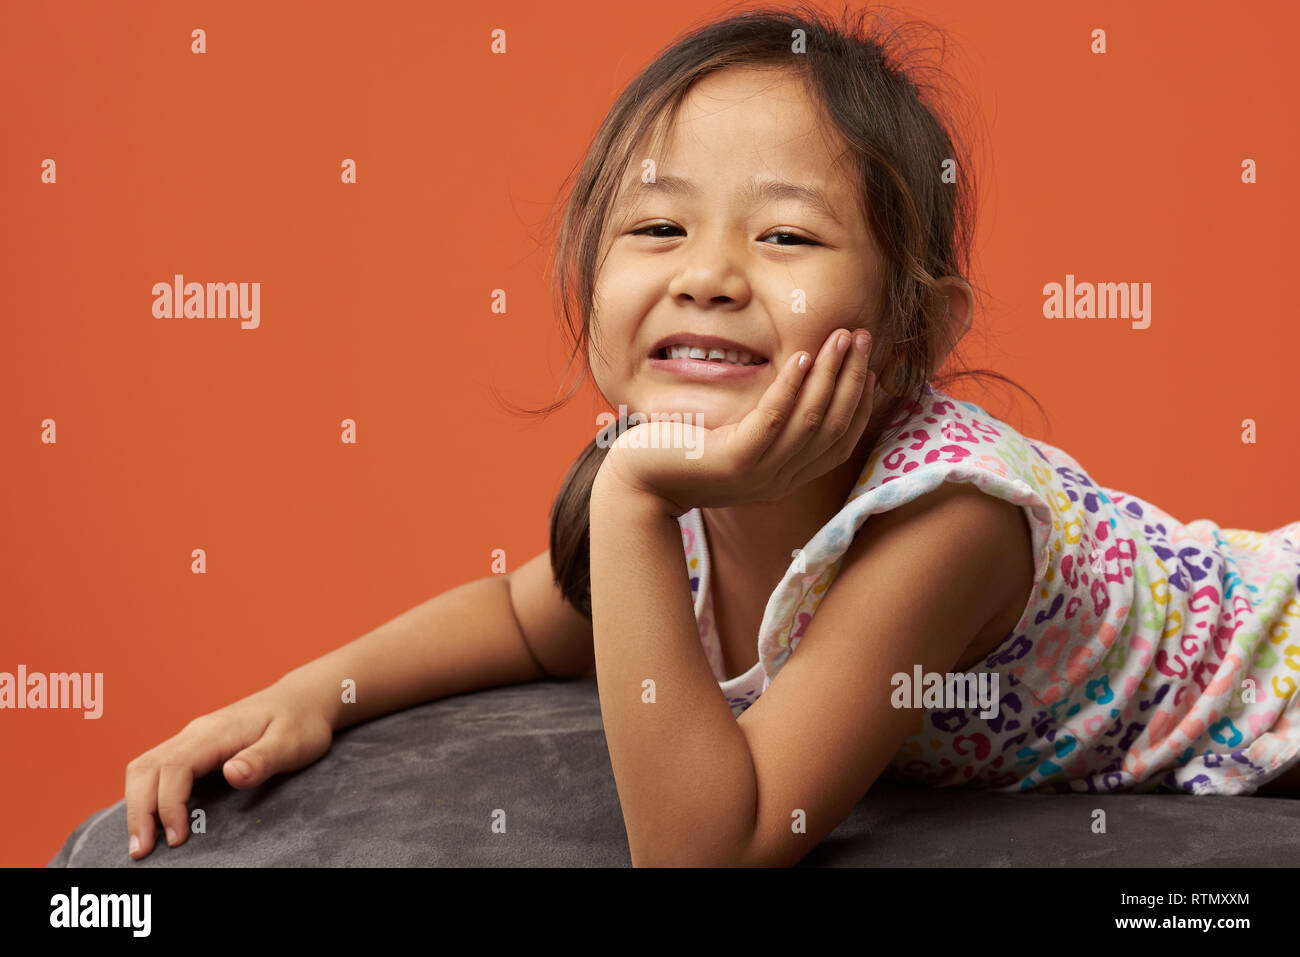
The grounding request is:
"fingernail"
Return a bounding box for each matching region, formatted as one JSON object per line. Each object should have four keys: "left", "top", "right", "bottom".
{"left": 854, "top": 331, "right": 871, "bottom": 356}
{"left": 129, "top": 834, "right": 140, "bottom": 855}
{"left": 797, "top": 353, "right": 810, "bottom": 371}
{"left": 166, "top": 827, "right": 177, "bottom": 846}
{"left": 836, "top": 331, "right": 851, "bottom": 353}
{"left": 229, "top": 758, "right": 251, "bottom": 778}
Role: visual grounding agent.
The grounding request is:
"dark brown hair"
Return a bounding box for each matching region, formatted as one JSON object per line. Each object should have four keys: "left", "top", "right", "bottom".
{"left": 507, "top": 3, "right": 1043, "bottom": 620}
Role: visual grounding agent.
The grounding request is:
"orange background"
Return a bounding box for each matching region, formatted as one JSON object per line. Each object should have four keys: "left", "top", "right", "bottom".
{"left": 2, "top": 0, "right": 1296, "bottom": 867}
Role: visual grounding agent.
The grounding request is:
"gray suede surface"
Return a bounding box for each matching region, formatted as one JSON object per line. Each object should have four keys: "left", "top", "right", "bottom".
{"left": 49, "top": 674, "right": 1300, "bottom": 867}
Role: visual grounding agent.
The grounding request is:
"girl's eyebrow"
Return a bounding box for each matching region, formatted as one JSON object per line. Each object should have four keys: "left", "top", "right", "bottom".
{"left": 614, "top": 173, "right": 844, "bottom": 227}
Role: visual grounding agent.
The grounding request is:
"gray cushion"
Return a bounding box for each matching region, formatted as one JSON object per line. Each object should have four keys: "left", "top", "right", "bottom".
{"left": 49, "top": 674, "right": 1300, "bottom": 867}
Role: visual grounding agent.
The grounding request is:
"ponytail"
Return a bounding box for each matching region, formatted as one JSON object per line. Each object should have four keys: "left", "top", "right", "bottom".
{"left": 548, "top": 436, "right": 611, "bottom": 620}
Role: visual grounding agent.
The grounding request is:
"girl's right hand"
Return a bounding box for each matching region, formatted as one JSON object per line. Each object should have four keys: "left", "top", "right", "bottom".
{"left": 124, "top": 678, "right": 335, "bottom": 860}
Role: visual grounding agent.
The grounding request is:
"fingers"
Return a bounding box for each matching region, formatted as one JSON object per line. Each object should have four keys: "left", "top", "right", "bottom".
{"left": 763, "top": 328, "right": 856, "bottom": 467}
{"left": 223, "top": 719, "right": 297, "bottom": 789}
{"left": 792, "top": 328, "right": 873, "bottom": 473}
{"left": 124, "top": 709, "right": 276, "bottom": 860}
{"left": 736, "top": 348, "right": 813, "bottom": 466}
{"left": 126, "top": 749, "right": 202, "bottom": 859}
{"left": 786, "top": 340, "right": 876, "bottom": 489}
{"left": 124, "top": 761, "right": 160, "bottom": 860}
{"left": 735, "top": 326, "right": 875, "bottom": 488}
{"left": 156, "top": 764, "right": 195, "bottom": 849}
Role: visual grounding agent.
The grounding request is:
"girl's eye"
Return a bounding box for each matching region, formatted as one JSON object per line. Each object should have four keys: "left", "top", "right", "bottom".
{"left": 631, "top": 224, "right": 683, "bottom": 238}
{"left": 629, "top": 224, "right": 818, "bottom": 246}
{"left": 762, "top": 230, "right": 816, "bottom": 247}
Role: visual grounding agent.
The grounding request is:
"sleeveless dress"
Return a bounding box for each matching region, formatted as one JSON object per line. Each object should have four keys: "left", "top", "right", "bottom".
{"left": 676, "top": 382, "right": 1300, "bottom": 795}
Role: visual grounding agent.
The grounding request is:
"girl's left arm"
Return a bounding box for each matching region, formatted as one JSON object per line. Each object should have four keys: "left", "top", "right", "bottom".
{"left": 589, "top": 472, "right": 1032, "bottom": 868}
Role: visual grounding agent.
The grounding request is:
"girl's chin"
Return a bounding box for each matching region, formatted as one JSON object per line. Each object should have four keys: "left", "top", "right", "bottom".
{"left": 633, "top": 399, "right": 747, "bottom": 428}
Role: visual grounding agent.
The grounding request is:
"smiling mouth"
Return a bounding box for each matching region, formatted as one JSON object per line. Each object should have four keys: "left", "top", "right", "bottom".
{"left": 656, "top": 344, "right": 768, "bottom": 367}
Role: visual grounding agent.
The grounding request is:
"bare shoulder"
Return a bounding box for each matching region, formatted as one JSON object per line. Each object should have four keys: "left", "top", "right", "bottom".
{"left": 854, "top": 479, "right": 1035, "bottom": 667}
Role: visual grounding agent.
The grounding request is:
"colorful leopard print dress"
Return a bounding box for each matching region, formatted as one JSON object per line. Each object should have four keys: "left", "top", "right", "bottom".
{"left": 676, "top": 382, "right": 1300, "bottom": 794}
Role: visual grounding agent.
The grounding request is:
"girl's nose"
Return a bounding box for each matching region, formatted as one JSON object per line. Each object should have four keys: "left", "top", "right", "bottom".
{"left": 667, "top": 249, "right": 750, "bottom": 308}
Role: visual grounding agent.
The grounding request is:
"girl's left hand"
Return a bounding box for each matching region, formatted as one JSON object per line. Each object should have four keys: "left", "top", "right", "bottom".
{"left": 598, "top": 327, "right": 876, "bottom": 515}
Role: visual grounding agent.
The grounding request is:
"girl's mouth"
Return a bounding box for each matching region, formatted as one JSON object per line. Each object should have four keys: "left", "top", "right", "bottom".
{"left": 656, "top": 344, "right": 766, "bottom": 366}
{"left": 648, "top": 345, "right": 770, "bottom": 381}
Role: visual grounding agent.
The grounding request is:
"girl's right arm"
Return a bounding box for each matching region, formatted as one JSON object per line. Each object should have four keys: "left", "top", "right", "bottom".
{"left": 124, "top": 549, "right": 594, "bottom": 859}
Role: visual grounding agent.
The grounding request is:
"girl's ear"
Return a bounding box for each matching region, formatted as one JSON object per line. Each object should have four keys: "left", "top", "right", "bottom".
{"left": 929, "top": 277, "right": 975, "bottom": 372}
{"left": 873, "top": 277, "right": 975, "bottom": 396}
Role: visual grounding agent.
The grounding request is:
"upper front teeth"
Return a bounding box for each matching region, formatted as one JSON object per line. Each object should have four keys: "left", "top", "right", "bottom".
{"left": 665, "top": 344, "right": 762, "bottom": 365}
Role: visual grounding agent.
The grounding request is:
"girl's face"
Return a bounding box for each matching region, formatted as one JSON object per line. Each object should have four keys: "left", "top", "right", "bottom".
{"left": 590, "top": 65, "right": 884, "bottom": 431}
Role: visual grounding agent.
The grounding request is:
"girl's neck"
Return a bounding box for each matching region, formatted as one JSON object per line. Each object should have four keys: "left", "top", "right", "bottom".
{"left": 699, "top": 419, "right": 883, "bottom": 578}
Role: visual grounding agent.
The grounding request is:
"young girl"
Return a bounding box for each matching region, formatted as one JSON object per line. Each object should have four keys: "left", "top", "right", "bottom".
{"left": 124, "top": 6, "right": 1300, "bottom": 867}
